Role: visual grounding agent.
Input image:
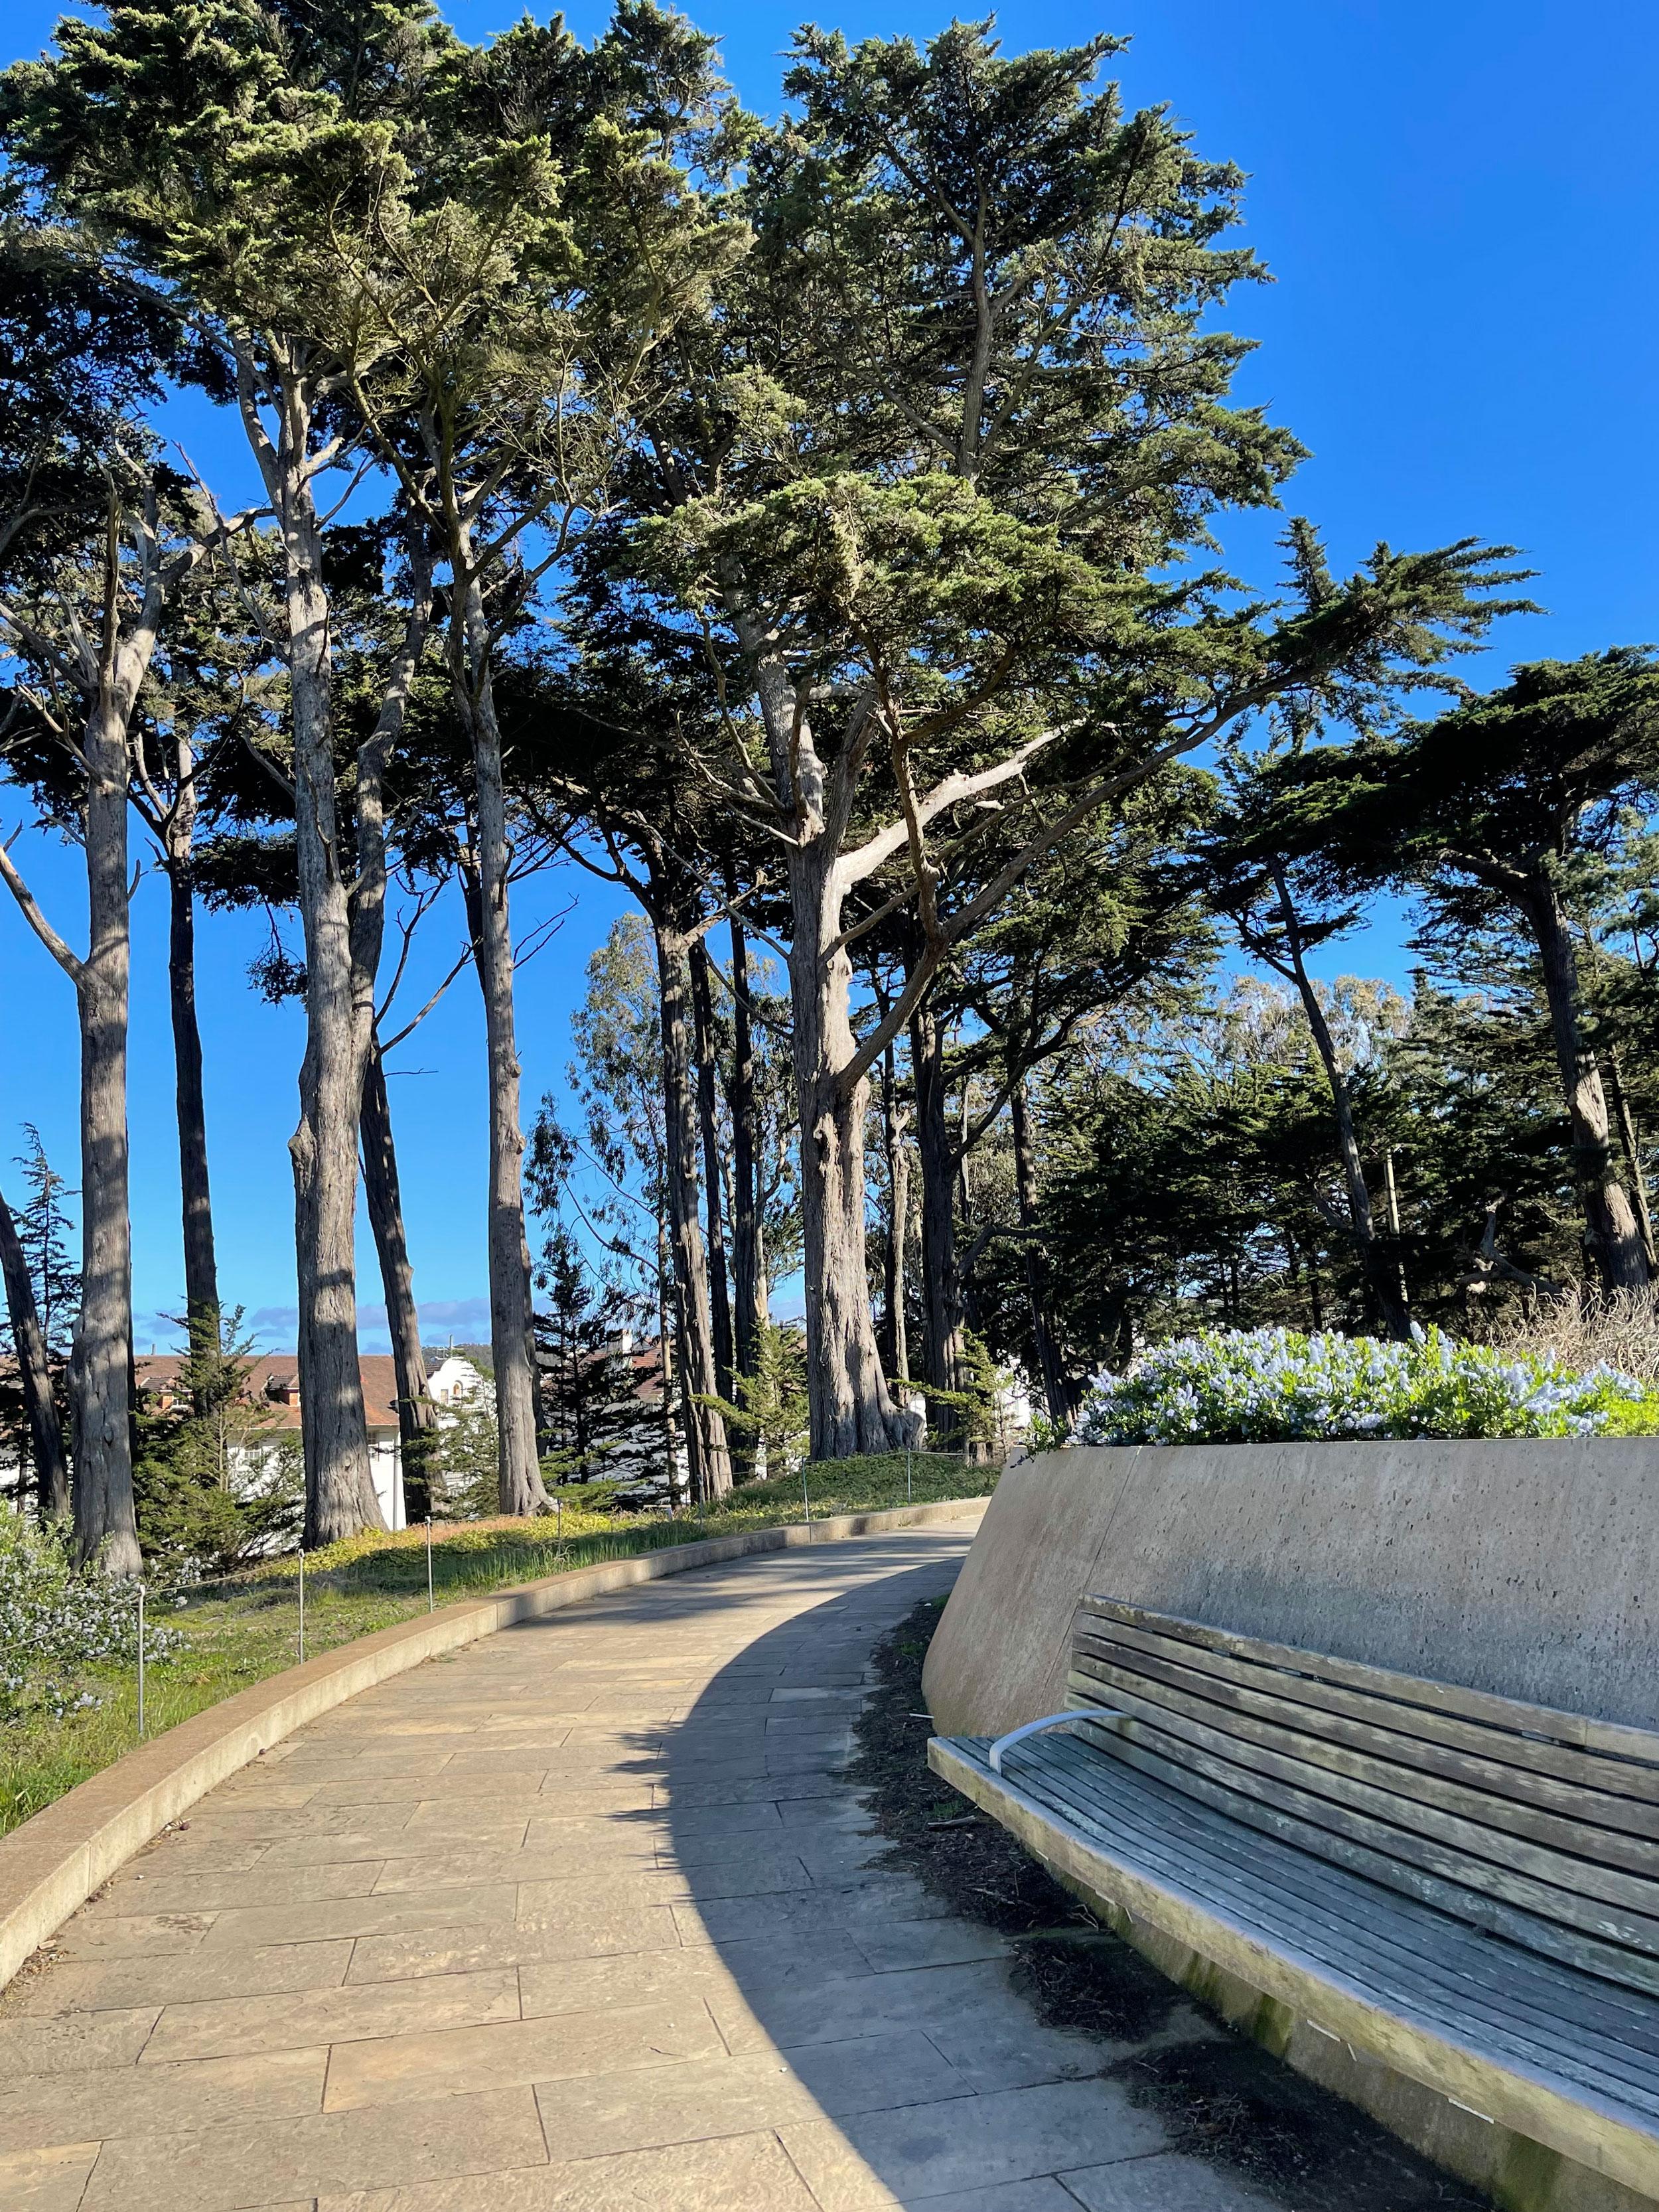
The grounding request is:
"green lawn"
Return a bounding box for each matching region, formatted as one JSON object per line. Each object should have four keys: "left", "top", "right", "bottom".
{"left": 0, "top": 1452, "right": 991, "bottom": 1838}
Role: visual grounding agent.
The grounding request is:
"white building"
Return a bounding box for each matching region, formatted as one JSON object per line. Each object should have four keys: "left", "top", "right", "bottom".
{"left": 127, "top": 1350, "right": 485, "bottom": 1528}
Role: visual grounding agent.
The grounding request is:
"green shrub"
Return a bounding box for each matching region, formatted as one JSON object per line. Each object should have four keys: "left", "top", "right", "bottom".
{"left": 132, "top": 1311, "right": 303, "bottom": 1574}
{"left": 0, "top": 1508, "right": 184, "bottom": 1721}
{"left": 1073, "top": 1326, "right": 1659, "bottom": 1446}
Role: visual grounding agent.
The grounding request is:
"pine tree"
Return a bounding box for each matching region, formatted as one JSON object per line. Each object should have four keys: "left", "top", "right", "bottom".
{"left": 10, "top": 1129, "right": 78, "bottom": 1365}
{"left": 0, "top": 1128, "right": 77, "bottom": 1515}
{"left": 132, "top": 1309, "right": 301, "bottom": 1575}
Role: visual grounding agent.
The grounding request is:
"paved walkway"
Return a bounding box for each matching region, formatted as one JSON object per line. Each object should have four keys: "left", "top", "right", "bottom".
{"left": 0, "top": 1522, "right": 1264, "bottom": 2212}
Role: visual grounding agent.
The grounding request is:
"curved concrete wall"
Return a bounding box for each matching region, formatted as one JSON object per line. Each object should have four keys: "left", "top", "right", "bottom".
{"left": 922, "top": 1439, "right": 1659, "bottom": 1736}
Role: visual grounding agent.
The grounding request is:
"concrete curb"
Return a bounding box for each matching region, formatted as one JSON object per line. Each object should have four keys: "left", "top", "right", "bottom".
{"left": 0, "top": 1498, "right": 987, "bottom": 1994}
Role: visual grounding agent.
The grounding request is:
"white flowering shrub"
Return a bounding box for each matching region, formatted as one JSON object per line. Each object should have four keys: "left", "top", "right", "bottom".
{"left": 1072, "top": 1327, "right": 1659, "bottom": 1447}
{"left": 0, "top": 1508, "right": 184, "bottom": 1722}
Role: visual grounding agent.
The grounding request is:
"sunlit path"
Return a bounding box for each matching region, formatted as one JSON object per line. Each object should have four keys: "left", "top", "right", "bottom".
{"left": 0, "top": 1520, "right": 1277, "bottom": 2211}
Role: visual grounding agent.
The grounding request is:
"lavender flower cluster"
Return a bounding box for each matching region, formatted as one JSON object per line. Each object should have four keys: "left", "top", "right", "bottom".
{"left": 1072, "top": 1326, "right": 1659, "bottom": 1447}
{"left": 1, "top": 1509, "right": 183, "bottom": 1723}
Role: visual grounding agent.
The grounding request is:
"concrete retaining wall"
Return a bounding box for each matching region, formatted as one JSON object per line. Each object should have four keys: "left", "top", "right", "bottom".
{"left": 1, "top": 1499, "right": 985, "bottom": 1994}
{"left": 922, "top": 1439, "right": 1659, "bottom": 1735}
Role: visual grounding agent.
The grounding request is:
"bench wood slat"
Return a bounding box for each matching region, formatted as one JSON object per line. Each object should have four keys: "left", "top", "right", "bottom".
{"left": 1014, "top": 1736, "right": 1659, "bottom": 2110}
{"left": 1069, "top": 1633, "right": 1659, "bottom": 1844}
{"left": 1076, "top": 1599, "right": 1659, "bottom": 1777}
{"left": 1032, "top": 1735, "right": 1659, "bottom": 2073}
{"left": 972, "top": 1734, "right": 1659, "bottom": 2124}
{"left": 1064, "top": 1712, "right": 1659, "bottom": 1984}
{"left": 1073, "top": 1613, "right": 1659, "bottom": 1810}
{"left": 1066, "top": 1654, "right": 1659, "bottom": 1889}
{"left": 1041, "top": 1730, "right": 1659, "bottom": 2034}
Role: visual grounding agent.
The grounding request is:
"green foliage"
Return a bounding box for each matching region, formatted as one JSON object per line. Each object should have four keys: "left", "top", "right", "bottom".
{"left": 427, "top": 1388, "right": 504, "bottom": 1522}
{"left": 1263, "top": 650, "right": 1659, "bottom": 916}
{"left": 541, "top": 1476, "right": 626, "bottom": 1516}
{"left": 1074, "top": 1326, "right": 1659, "bottom": 1446}
{"left": 132, "top": 1312, "right": 302, "bottom": 1576}
{"left": 0, "top": 0, "right": 463, "bottom": 340}
{"left": 0, "top": 1505, "right": 184, "bottom": 1724}
{"left": 701, "top": 1319, "right": 810, "bottom": 1477}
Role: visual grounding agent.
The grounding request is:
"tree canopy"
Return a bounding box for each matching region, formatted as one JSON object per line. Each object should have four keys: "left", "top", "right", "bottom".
{"left": 0, "top": 1, "right": 1649, "bottom": 1565}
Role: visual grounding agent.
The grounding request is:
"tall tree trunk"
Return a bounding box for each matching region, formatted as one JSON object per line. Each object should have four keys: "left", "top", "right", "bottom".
{"left": 656, "top": 1212, "right": 681, "bottom": 1505}
{"left": 1270, "top": 869, "right": 1411, "bottom": 1341}
{"left": 1009, "top": 1075, "right": 1070, "bottom": 1425}
{"left": 877, "top": 1039, "right": 910, "bottom": 1386}
{"left": 1528, "top": 877, "right": 1652, "bottom": 1290}
{"left": 726, "top": 913, "right": 763, "bottom": 1382}
{"left": 72, "top": 690, "right": 141, "bottom": 1572}
{"left": 0, "top": 1187, "right": 69, "bottom": 1519}
{"left": 245, "top": 351, "right": 382, "bottom": 1546}
{"left": 1605, "top": 1049, "right": 1659, "bottom": 1273}
{"left": 453, "top": 569, "right": 547, "bottom": 1517}
{"left": 956, "top": 1078, "right": 984, "bottom": 1337}
{"left": 910, "top": 1002, "right": 964, "bottom": 1430}
{"left": 360, "top": 1043, "right": 434, "bottom": 1522}
{"left": 738, "top": 638, "right": 910, "bottom": 1458}
{"left": 167, "top": 857, "right": 219, "bottom": 1347}
{"left": 688, "top": 936, "right": 734, "bottom": 1404}
{"left": 655, "top": 922, "right": 732, "bottom": 1499}
{"left": 788, "top": 846, "right": 914, "bottom": 1459}
{"left": 1577, "top": 932, "right": 1659, "bottom": 1274}
{"left": 0, "top": 493, "right": 203, "bottom": 1565}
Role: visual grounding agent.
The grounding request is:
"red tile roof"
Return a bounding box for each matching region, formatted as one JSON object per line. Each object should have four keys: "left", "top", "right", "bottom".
{"left": 133, "top": 1354, "right": 403, "bottom": 1434}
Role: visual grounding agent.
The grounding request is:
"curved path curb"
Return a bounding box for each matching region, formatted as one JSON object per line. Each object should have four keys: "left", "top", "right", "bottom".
{"left": 0, "top": 1500, "right": 985, "bottom": 1994}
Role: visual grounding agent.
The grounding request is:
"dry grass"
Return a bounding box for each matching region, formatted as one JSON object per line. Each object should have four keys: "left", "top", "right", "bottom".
{"left": 1482, "top": 1286, "right": 1659, "bottom": 1385}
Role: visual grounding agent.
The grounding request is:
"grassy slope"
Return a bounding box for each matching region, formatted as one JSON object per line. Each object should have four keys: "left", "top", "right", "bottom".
{"left": 0, "top": 1452, "right": 989, "bottom": 1838}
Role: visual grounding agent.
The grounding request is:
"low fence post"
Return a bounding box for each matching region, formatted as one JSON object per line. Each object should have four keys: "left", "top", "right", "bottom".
{"left": 801, "top": 1461, "right": 811, "bottom": 1536}
{"left": 425, "top": 1517, "right": 434, "bottom": 1613}
{"left": 297, "top": 1549, "right": 305, "bottom": 1664}
{"left": 136, "top": 1582, "right": 146, "bottom": 1740}
{"left": 906, "top": 1445, "right": 913, "bottom": 1504}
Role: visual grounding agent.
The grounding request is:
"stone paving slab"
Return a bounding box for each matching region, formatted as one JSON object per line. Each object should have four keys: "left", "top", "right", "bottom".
{"left": 0, "top": 2140, "right": 104, "bottom": 2212}
{"left": 140, "top": 1969, "right": 522, "bottom": 2064}
{"left": 1058, "top": 2154, "right": 1279, "bottom": 2209}
{"left": 0, "top": 1520, "right": 1277, "bottom": 2209}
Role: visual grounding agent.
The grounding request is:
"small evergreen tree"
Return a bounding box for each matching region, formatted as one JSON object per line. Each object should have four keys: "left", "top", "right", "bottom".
{"left": 701, "top": 1321, "right": 810, "bottom": 1483}
{"left": 916, "top": 1331, "right": 1017, "bottom": 1463}
{"left": 11, "top": 1128, "right": 78, "bottom": 1364}
{"left": 132, "top": 1310, "right": 302, "bottom": 1574}
{"left": 535, "top": 1226, "right": 645, "bottom": 1485}
{"left": 0, "top": 1129, "right": 78, "bottom": 1510}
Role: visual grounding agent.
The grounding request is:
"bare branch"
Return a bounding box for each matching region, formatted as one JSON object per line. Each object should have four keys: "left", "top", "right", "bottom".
{"left": 378, "top": 945, "right": 474, "bottom": 1053}
{"left": 837, "top": 732, "right": 1055, "bottom": 889}
{"left": 0, "top": 831, "right": 82, "bottom": 980}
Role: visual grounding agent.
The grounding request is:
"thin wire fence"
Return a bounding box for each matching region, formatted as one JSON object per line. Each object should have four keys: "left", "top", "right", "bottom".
{"left": 117, "top": 1448, "right": 989, "bottom": 1741}
{"left": 162, "top": 1449, "right": 979, "bottom": 1607}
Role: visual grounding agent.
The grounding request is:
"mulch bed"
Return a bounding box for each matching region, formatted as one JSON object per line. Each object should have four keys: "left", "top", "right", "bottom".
{"left": 846, "top": 1596, "right": 1492, "bottom": 2211}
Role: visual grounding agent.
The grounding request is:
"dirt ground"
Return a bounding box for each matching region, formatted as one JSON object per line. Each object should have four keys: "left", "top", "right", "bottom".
{"left": 847, "top": 1595, "right": 1492, "bottom": 2212}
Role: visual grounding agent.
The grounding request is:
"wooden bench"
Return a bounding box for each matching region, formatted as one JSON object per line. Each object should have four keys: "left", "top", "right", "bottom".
{"left": 930, "top": 1594, "right": 1659, "bottom": 2200}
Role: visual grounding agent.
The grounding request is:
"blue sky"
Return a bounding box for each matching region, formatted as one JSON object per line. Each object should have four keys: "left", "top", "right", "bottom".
{"left": 2, "top": 0, "right": 1656, "bottom": 1349}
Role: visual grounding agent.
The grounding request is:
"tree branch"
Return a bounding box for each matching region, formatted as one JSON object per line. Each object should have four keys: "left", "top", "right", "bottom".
{"left": 837, "top": 731, "right": 1054, "bottom": 890}
{"left": 0, "top": 832, "right": 82, "bottom": 981}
